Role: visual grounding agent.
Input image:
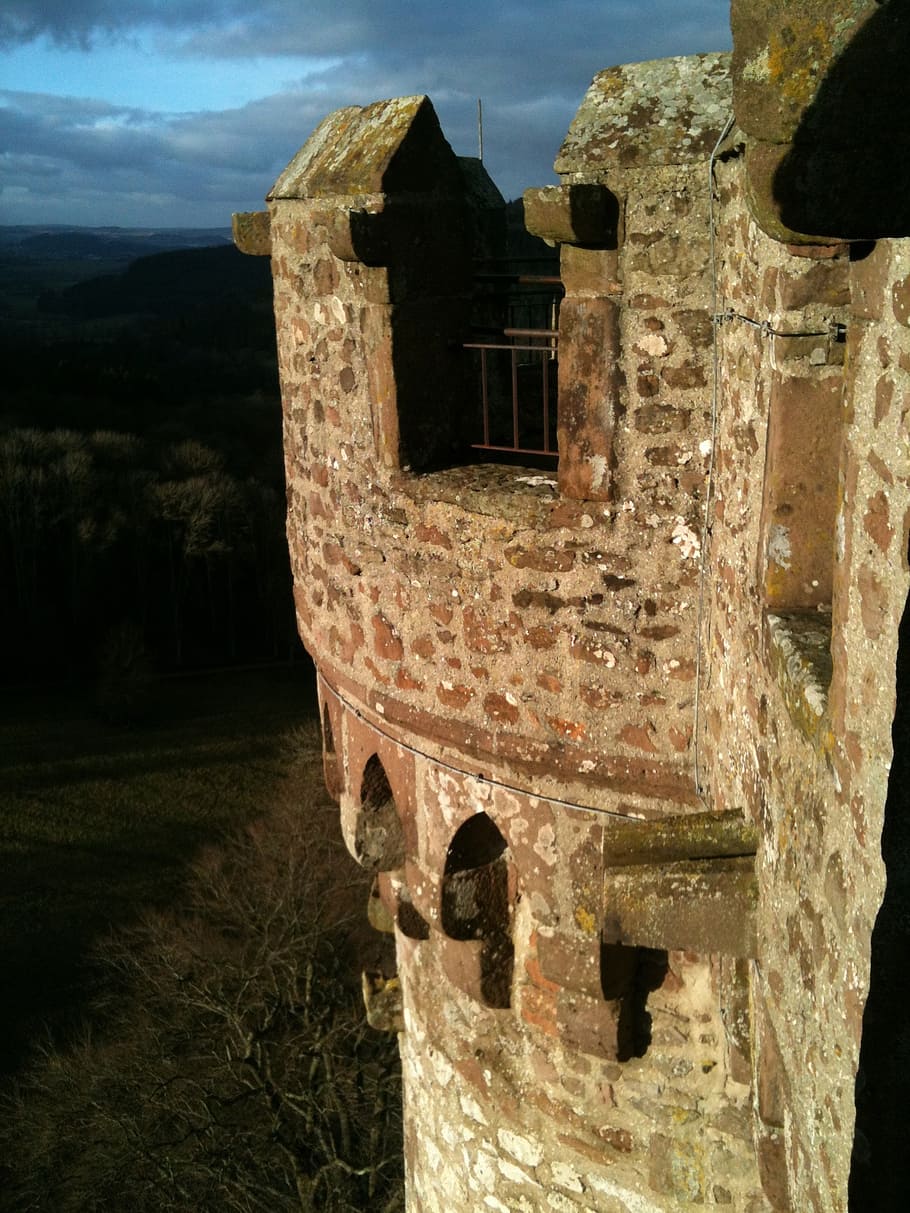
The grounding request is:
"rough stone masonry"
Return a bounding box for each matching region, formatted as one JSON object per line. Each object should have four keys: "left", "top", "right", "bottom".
{"left": 235, "top": 3, "right": 910, "bottom": 1209}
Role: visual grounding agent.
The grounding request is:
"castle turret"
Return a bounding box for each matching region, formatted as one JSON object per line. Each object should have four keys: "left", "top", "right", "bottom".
{"left": 236, "top": 6, "right": 910, "bottom": 1207}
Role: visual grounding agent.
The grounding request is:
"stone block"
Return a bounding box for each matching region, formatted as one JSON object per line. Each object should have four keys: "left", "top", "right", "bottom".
{"left": 438, "top": 934, "right": 486, "bottom": 1004}
{"left": 536, "top": 933, "right": 602, "bottom": 999}
{"left": 559, "top": 244, "right": 621, "bottom": 295}
{"left": 777, "top": 259, "right": 850, "bottom": 310}
{"left": 850, "top": 241, "right": 894, "bottom": 321}
{"left": 648, "top": 1131, "right": 707, "bottom": 1204}
{"left": 523, "top": 184, "right": 619, "bottom": 248}
{"left": 759, "top": 372, "right": 843, "bottom": 608}
{"left": 269, "top": 95, "right": 461, "bottom": 200}
{"left": 557, "top": 297, "right": 621, "bottom": 500}
{"left": 602, "top": 857, "right": 758, "bottom": 957}
{"left": 362, "top": 970, "right": 404, "bottom": 1032}
{"left": 744, "top": 142, "right": 832, "bottom": 246}
{"left": 556, "top": 53, "right": 731, "bottom": 174}
{"left": 557, "top": 988, "right": 625, "bottom": 1060}
{"left": 368, "top": 873, "right": 397, "bottom": 933}
{"left": 755, "top": 1127, "right": 790, "bottom": 1211}
{"left": 731, "top": 1, "right": 873, "bottom": 144}
{"left": 602, "top": 809, "right": 757, "bottom": 868}
{"left": 231, "top": 210, "right": 271, "bottom": 256}
{"left": 718, "top": 956, "right": 752, "bottom": 1086}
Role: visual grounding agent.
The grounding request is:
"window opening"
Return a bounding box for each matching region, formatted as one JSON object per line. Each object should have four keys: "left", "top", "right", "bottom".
{"left": 353, "top": 754, "right": 406, "bottom": 872}
{"left": 466, "top": 261, "right": 562, "bottom": 464}
{"left": 441, "top": 813, "right": 514, "bottom": 1008}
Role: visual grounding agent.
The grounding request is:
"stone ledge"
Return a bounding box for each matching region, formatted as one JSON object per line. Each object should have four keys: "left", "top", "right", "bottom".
{"left": 764, "top": 609, "right": 833, "bottom": 749}
{"left": 399, "top": 464, "right": 561, "bottom": 525}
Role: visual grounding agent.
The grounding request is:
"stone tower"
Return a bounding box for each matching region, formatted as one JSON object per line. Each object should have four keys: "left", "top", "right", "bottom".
{"left": 236, "top": 4, "right": 910, "bottom": 1209}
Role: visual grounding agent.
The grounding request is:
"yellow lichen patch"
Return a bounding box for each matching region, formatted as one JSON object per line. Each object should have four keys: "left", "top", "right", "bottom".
{"left": 574, "top": 905, "right": 598, "bottom": 935}
{"left": 766, "top": 20, "right": 833, "bottom": 112}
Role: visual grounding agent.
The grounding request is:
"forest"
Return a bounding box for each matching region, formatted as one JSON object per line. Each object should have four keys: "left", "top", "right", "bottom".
{"left": 0, "top": 229, "right": 403, "bottom": 1210}
{"left": 0, "top": 229, "right": 297, "bottom": 692}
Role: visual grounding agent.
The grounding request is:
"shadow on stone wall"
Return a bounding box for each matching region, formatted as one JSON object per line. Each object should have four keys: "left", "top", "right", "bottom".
{"left": 441, "top": 814, "right": 514, "bottom": 1009}
{"left": 773, "top": 3, "right": 910, "bottom": 240}
{"left": 601, "top": 943, "right": 668, "bottom": 1062}
{"left": 850, "top": 559, "right": 910, "bottom": 1208}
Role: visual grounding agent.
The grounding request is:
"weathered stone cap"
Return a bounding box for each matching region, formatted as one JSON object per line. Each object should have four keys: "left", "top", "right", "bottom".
{"left": 268, "top": 94, "right": 462, "bottom": 200}
{"left": 731, "top": 0, "right": 878, "bottom": 145}
{"left": 555, "top": 51, "right": 732, "bottom": 174}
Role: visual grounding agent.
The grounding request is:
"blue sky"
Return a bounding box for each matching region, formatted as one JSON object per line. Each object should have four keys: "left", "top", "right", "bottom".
{"left": 0, "top": 2, "right": 732, "bottom": 228}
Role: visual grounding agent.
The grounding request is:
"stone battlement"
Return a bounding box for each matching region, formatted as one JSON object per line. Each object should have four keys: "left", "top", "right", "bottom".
{"left": 238, "top": 4, "right": 910, "bottom": 1208}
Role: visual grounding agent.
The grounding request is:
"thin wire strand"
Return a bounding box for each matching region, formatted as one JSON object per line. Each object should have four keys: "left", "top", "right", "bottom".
{"left": 715, "top": 308, "right": 842, "bottom": 339}
{"left": 694, "top": 111, "right": 735, "bottom": 798}
{"left": 319, "top": 672, "right": 652, "bottom": 823}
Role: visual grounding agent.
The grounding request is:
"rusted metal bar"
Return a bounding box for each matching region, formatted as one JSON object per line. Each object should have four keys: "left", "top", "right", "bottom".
{"left": 542, "top": 350, "right": 551, "bottom": 453}
{"left": 473, "top": 256, "right": 558, "bottom": 265}
{"left": 465, "top": 305, "right": 560, "bottom": 458}
{"left": 470, "top": 442, "right": 557, "bottom": 457}
{"left": 472, "top": 273, "right": 564, "bottom": 286}
{"left": 464, "top": 340, "right": 555, "bottom": 352}
{"left": 481, "top": 348, "right": 490, "bottom": 447}
{"left": 503, "top": 327, "right": 559, "bottom": 340}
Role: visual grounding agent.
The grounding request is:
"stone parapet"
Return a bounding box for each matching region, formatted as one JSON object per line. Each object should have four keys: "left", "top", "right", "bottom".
{"left": 251, "top": 24, "right": 910, "bottom": 1210}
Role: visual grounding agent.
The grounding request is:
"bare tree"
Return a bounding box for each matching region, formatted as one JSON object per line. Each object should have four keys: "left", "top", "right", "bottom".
{"left": 0, "top": 728, "right": 403, "bottom": 1213}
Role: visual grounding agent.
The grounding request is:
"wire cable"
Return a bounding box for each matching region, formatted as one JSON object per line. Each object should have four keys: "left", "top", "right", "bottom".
{"left": 319, "top": 671, "right": 654, "bottom": 823}
{"left": 694, "top": 112, "right": 735, "bottom": 798}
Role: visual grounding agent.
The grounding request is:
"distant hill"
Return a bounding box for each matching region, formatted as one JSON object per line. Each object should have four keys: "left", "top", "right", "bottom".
{"left": 0, "top": 225, "right": 232, "bottom": 262}
{"left": 38, "top": 243, "right": 270, "bottom": 321}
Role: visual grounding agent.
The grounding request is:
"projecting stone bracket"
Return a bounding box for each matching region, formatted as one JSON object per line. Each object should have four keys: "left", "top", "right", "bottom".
{"left": 231, "top": 210, "right": 271, "bottom": 256}
{"left": 602, "top": 810, "right": 759, "bottom": 958}
{"left": 523, "top": 183, "right": 620, "bottom": 248}
{"left": 321, "top": 199, "right": 470, "bottom": 273}
{"left": 362, "top": 970, "right": 404, "bottom": 1033}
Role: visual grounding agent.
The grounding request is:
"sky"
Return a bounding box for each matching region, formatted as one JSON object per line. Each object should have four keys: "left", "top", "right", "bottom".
{"left": 0, "top": 1, "right": 732, "bottom": 230}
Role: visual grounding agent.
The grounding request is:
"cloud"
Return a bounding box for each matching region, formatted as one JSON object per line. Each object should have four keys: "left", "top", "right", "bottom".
{"left": 0, "top": 1, "right": 731, "bottom": 225}
{"left": 3, "top": 0, "right": 730, "bottom": 82}
{"left": 0, "top": 88, "right": 298, "bottom": 224}
{"left": 0, "top": 2, "right": 228, "bottom": 49}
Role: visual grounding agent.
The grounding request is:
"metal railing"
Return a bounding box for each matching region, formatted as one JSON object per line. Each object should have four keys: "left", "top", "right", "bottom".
{"left": 465, "top": 270, "right": 562, "bottom": 459}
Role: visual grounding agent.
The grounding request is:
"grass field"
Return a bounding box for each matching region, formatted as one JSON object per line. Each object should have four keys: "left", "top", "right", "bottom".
{"left": 0, "top": 663, "right": 320, "bottom": 1078}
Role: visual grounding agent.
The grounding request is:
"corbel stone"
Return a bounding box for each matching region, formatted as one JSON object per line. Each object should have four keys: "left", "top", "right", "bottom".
{"left": 325, "top": 206, "right": 393, "bottom": 265}
{"left": 523, "top": 183, "right": 619, "bottom": 248}
{"left": 743, "top": 141, "right": 834, "bottom": 247}
{"left": 601, "top": 810, "right": 758, "bottom": 957}
{"left": 231, "top": 210, "right": 271, "bottom": 256}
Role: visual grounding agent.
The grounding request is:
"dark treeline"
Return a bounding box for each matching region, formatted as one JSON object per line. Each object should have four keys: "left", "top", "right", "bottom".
{"left": 0, "top": 240, "right": 298, "bottom": 692}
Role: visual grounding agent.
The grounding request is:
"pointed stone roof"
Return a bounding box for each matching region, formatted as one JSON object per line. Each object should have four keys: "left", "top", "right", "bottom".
{"left": 556, "top": 52, "right": 732, "bottom": 174}
{"left": 269, "top": 95, "right": 462, "bottom": 200}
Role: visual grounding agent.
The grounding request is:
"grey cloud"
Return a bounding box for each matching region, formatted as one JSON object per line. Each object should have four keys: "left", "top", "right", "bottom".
{"left": 178, "top": 1, "right": 731, "bottom": 98}
{"left": 1, "top": 1, "right": 732, "bottom": 224}
{"left": 0, "top": 2, "right": 232, "bottom": 49}
{"left": 0, "top": 88, "right": 332, "bottom": 224}
{"left": 3, "top": 1, "right": 730, "bottom": 78}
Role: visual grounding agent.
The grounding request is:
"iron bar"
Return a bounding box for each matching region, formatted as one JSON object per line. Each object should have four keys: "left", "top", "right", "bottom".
{"left": 472, "top": 273, "right": 564, "bottom": 286}
{"left": 542, "top": 348, "right": 551, "bottom": 452}
{"left": 470, "top": 442, "right": 556, "bottom": 456}
{"left": 481, "top": 348, "right": 490, "bottom": 447}
{"left": 504, "top": 327, "right": 558, "bottom": 339}
{"left": 464, "top": 340, "right": 555, "bottom": 352}
{"left": 466, "top": 270, "right": 562, "bottom": 459}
